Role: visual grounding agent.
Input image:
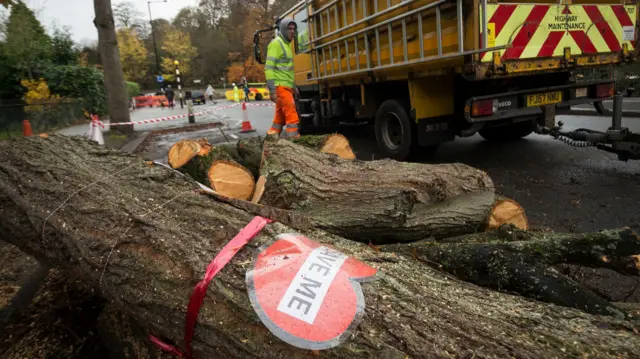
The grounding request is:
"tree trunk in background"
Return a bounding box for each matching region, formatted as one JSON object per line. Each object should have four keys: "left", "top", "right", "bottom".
{"left": 2, "top": 135, "right": 639, "bottom": 359}
{"left": 94, "top": 0, "right": 132, "bottom": 130}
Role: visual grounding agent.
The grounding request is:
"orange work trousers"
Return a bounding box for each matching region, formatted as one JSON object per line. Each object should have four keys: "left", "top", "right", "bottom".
{"left": 268, "top": 86, "right": 300, "bottom": 138}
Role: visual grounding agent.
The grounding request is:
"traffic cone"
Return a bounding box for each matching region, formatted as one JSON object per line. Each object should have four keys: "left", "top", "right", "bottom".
{"left": 22, "top": 120, "right": 33, "bottom": 136}
{"left": 240, "top": 102, "right": 256, "bottom": 133}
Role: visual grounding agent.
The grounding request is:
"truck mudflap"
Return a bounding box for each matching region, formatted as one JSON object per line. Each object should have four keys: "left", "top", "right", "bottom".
{"left": 480, "top": 4, "right": 637, "bottom": 62}
{"left": 464, "top": 80, "right": 614, "bottom": 123}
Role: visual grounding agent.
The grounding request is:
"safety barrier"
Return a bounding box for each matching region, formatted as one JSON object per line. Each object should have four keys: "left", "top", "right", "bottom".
{"left": 134, "top": 95, "right": 169, "bottom": 108}
{"left": 91, "top": 103, "right": 242, "bottom": 129}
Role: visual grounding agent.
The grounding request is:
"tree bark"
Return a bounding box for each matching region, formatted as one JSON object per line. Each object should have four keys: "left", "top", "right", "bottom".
{"left": 259, "top": 139, "right": 498, "bottom": 243}
{"left": 1, "top": 135, "right": 639, "bottom": 358}
{"left": 386, "top": 227, "right": 640, "bottom": 317}
{"left": 235, "top": 135, "right": 355, "bottom": 178}
{"left": 94, "top": 0, "right": 132, "bottom": 128}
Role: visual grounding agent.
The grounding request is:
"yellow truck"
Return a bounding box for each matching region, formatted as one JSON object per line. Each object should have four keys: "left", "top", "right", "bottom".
{"left": 255, "top": 0, "right": 639, "bottom": 160}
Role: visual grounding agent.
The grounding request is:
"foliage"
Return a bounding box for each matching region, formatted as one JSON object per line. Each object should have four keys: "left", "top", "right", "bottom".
{"left": 79, "top": 41, "right": 101, "bottom": 68}
{"left": 117, "top": 28, "right": 149, "bottom": 83}
{"left": 160, "top": 26, "right": 198, "bottom": 82}
{"left": 226, "top": 58, "right": 265, "bottom": 83}
{"left": 51, "top": 27, "right": 79, "bottom": 66}
{"left": 21, "top": 78, "right": 61, "bottom": 115}
{"left": 125, "top": 81, "right": 141, "bottom": 99}
{"left": 113, "top": 1, "right": 144, "bottom": 29}
{"left": 0, "top": 0, "right": 13, "bottom": 9}
{"left": 3, "top": 1, "right": 52, "bottom": 78}
{"left": 43, "top": 65, "right": 108, "bottom": 115}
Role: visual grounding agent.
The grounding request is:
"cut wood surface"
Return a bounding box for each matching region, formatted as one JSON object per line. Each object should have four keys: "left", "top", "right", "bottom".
{"left": 170, "top": 140, "right": 243, "bottom": 186}
{"left": 208, "top": 160, "right": 255, "bottom": 201}
{"left": 487, "top": 197, "right": 528, "bottom": 230}
{"left": 2, "top": 136, "right": 640, "bottom": 358}
{"left": 168, "top": 140, "right": 202, "bottom": 169}
{"left": 251, "top": 176, "right": 266, "bottom": 204}
{"left": 292, "top": 134, "right": 356, "bottom": 159}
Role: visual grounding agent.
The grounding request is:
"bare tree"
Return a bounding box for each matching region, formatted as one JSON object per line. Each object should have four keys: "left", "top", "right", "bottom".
{"left": 113, "top": 1, "right": 143, "bottom": 28}
{"left": 94, "top": 0, "right": 131, "bottom": 128}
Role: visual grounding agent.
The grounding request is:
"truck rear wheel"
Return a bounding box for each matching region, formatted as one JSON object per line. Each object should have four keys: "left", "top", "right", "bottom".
{"left": 375, "top": 100, "right": 414, "bottom": 161}
{"left": 478, "top": 120, "right": 536, "bottom": 142}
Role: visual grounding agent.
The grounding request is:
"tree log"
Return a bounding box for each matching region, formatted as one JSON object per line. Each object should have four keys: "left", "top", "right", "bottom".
{"left": 2, "top": 136, "right": 640, "bottom": 359}
{"left": 235, "top": 135, "right": 356, "bottom": 178}
{"left": 260, "top": 139, "right": 501, "bottom": 243}
{"left": 386, "top": 228, "right": 640, "bottom": 316}
{"left": 169, "top": 140, "right": 242, "bottom": 185}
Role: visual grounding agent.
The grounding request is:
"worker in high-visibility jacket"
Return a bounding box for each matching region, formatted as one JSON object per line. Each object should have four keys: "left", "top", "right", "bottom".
{"left": 232, "top": 83, "right": 240, "bottom": 103}
{"left": 265, "top": 18, "right": 300, "bottom": 138}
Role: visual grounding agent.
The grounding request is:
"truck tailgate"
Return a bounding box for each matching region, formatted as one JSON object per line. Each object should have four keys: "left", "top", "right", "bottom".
{"left": 480, "top": 3, "right": 636, "bottom": 63}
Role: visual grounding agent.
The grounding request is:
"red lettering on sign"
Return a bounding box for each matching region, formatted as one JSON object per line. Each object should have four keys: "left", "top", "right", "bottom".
{"left": 246, "top": 234, "right": 377, "bottom": 350}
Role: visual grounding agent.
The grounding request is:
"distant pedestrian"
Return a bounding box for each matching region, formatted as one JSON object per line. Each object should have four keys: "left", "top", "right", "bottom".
{"left": 244, "top": 84, "right": 251, "bottom": 102}
{"left": 165, "top": 85, "right": 175, "bottom": 109}
{"left": 205, "top": 84, "right": 215, "bottom": 101}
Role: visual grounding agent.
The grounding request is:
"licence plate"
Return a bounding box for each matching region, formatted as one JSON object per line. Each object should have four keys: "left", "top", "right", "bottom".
{"left": 526, "top": 91, "right": 562, "bottom": 107}
{"left": 575, "top": 88, "right": 587, "bottom": 98}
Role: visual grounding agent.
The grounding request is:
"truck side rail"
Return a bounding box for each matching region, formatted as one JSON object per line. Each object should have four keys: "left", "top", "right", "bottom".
{"left": 304, "top": 0, "right": 505, "bottom": 81}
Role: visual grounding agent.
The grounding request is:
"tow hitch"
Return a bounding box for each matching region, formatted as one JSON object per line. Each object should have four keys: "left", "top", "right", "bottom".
{"left": 538, "top": 93, "right": 640, "bottom": 161}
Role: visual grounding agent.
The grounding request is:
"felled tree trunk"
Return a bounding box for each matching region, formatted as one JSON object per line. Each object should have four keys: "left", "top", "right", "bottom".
{"left": 173, "top": 138, "right": 525, "bottom": 243}
{"left": 1, "top": 136, "right": 639, "bottom": 359}
{"left": 386, "top": 226, "right": 640, "bottom": 317}
{"left": 260, "top": 139, "right": 501, "bottom": 243}
{"left": 235, "top": 135, "right": 356, "bottom": 178}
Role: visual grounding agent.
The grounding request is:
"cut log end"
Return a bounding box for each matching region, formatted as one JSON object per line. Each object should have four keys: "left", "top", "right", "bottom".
{"left": 207, "top": 160, "right": 256, "bottom": 201}
{"left": 487, "top": 198, "right": 529, "bottom": 231}
{"left": 168, "top": 140, "right": 201, "bottom": 169}
{"left": 251, "top": 176, "right": 267, "bottom": 204}
{"left": 320, "top": 134, "right": 356, "bottom": 160}
{"left": 196, "top": 139, "right": 213, "bottom": 156}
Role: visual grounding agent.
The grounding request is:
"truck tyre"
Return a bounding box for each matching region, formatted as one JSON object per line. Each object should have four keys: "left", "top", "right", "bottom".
{"left": 375, "top": 100, "right": 414, "bottom": 161}
{"left": 479, "top": 120, "right": 536, "bottom": 142}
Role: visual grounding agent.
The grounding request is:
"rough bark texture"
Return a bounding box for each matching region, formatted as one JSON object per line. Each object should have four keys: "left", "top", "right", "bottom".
{"left": 2, "top": 136, "right": 640, "bottom": 358}
{"left": 236, "top": 137, "right": 265, "bottom": 178}
{"left": 386, "top": 227, "right": 640, "bottom": 317}
{"left": 98, "top": 305, "right": 173, "bottom": 359}
{"left": 93, "top": 0, "right": 131, "bottom": 127}
{"left": 260, "top": 139, "right": 497, "bottom": 243}
{"left": 235, "top": 135, "right": 355, "bottom": 179}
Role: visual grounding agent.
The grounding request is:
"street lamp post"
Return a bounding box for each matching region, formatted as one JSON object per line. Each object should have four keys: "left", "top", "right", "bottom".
{"left": 148, "top": 0, "right": 167, "bottom": 91}
{"left": 174, "top": 60, "right": 184, "bottom": 109}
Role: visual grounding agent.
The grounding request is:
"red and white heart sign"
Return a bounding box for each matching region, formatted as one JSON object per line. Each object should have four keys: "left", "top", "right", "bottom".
{"left": 246, "top": 233, "right": 377, "bottom": 350}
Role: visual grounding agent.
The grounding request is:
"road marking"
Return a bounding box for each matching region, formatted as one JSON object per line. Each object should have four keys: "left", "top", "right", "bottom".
{"left": 230, "top": 134, "right": 238, "bottom": 139}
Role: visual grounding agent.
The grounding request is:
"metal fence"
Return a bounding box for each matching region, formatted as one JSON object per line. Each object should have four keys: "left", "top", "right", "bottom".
{"left": 0, "top": 100, "right": 86, "bottom": 139}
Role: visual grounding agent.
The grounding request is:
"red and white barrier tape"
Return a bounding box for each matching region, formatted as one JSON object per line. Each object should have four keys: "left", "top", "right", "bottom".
{"left": 245, "top": 102, "right": 275, "bottom": 108}
{"left": 92, "top": 103, "right": 241, "bottom": 128}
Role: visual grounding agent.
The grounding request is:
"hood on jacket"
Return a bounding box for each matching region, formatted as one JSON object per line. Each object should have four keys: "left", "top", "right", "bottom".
{"left": 278, "top": 18, "right": 297, "bottom": 44}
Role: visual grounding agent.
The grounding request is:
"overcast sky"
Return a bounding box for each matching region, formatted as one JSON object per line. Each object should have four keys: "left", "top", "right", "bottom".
{"left": 24, "top": 0, "right": 199, "bottom": 44}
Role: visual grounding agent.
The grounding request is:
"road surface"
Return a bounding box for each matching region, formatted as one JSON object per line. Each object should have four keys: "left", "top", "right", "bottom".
{"left": 572, "top": 97, "right": 640, "bottom": 113}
